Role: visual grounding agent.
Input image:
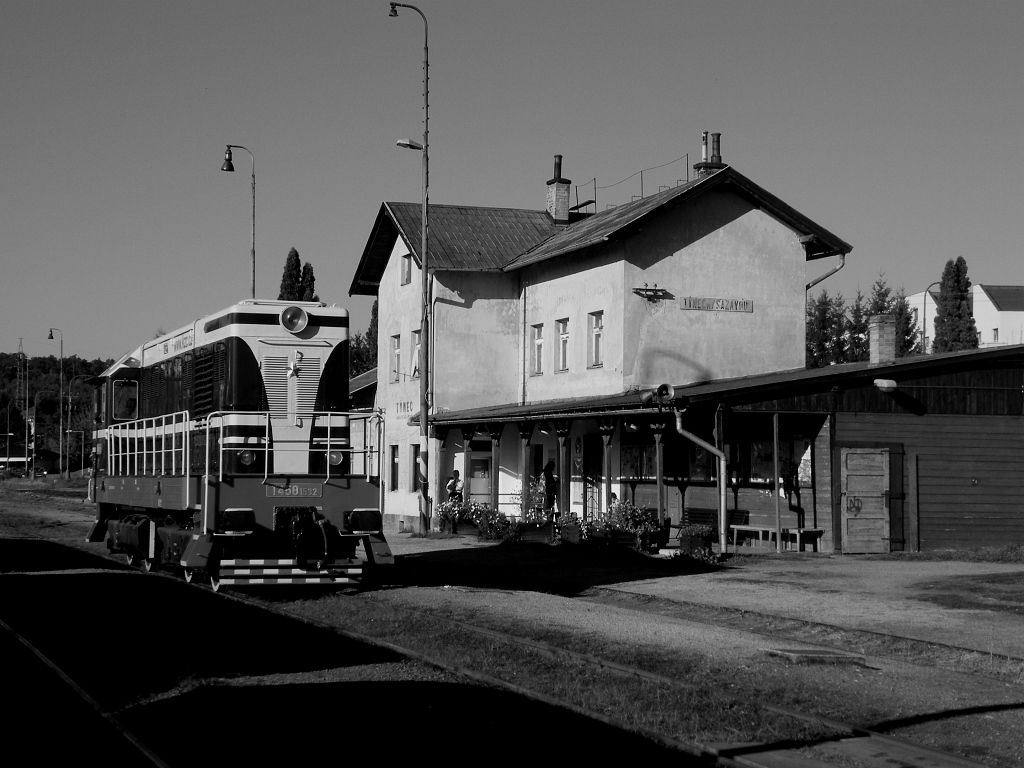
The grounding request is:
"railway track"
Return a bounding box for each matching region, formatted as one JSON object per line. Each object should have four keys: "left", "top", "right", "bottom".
{"left": 252, "top": 583, "right": 1011, "bottom": 767}
{"left": 2, "top": 494, "right": 1019, "bottom": 766}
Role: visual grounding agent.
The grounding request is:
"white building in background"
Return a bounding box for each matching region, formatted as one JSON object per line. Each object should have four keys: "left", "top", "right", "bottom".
{"left": 908, "top": 284, "right": 1024, "bottom": 352}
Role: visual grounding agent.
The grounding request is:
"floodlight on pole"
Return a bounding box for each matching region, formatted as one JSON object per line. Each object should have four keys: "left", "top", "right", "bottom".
{"left": 389, "top": 1, "right": 432, "bottom": 532}
{"left": 220, "top": 144, "right": 256, "bottom": 299}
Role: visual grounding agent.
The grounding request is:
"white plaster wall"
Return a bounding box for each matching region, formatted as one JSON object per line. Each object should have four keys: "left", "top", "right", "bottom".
{"left": 522, "top": 257, "right": 624, "bottom": 401}
{"left": 376, "top": 237, "right": 428, "bottom": 525}
{"left": 619, "top": 191, "right": 805, "bottom": 386}
{"left": 431, "top": 271, "right": 522, "bottom": 412}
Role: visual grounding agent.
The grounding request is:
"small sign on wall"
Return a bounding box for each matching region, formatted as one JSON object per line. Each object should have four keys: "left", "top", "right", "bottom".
{"left": 680, "top": 296, "right": 754, "bottom": 313}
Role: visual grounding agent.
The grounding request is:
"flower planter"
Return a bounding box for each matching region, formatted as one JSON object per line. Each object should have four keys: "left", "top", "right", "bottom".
{"left": 678, "top": 535, "right": 714, "bottom": 553}
{"left": 518, "top": 522, "right": 554, "bottom": 543}
{"left": 558, "top": 523, "right": 582, "bottom": 544}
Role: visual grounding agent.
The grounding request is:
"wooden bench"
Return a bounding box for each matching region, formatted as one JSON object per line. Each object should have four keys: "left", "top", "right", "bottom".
{"left": 730, "top": 524, "right": 778, "bottom": 548}
{"left": 782, "top": 528, "right": 824, "bottom": 552}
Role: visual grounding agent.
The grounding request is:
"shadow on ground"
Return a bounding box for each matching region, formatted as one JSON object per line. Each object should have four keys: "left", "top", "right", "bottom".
{"left": 0, "top": 537, "right": 712, "bottom": 766}
{"left": 382, "top": 539, "right": 723, "bottom": 596}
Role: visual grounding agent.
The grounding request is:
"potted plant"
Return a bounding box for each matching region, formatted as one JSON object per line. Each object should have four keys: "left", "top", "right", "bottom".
{"left": 607, "top": 499, "right": 661, "bottom": 551}
{"left": 674, "top": 523, "right": 715, "bottom": 555}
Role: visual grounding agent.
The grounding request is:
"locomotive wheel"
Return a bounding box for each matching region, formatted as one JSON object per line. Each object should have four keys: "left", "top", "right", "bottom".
{"left": 209, "top": 574, "right": 221, "bottom": 593}
{"left": 125, "top": 553, "right": 139, "bottom": 568}
{"left": 182, "top": 567, "right": 196, "bottom": 584}
{"left": 140, "top": 558, "right": 154, "bottom": 573}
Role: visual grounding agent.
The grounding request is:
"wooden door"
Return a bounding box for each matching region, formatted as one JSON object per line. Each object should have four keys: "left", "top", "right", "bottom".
{"left": 840, "top": 447, "right": 890, "bottom": 553}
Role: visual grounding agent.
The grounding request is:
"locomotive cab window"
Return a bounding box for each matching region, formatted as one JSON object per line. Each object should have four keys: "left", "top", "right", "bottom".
{"left": 112, "top": 380, "right": 139, "bottom": 421}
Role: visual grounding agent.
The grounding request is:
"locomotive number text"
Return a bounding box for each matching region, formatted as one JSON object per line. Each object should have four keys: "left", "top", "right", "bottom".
{"left": 266, "top": 484, "right": 322, "bottom": 498}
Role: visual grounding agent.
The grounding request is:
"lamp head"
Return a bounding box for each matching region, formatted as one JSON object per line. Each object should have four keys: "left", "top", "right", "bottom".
{"left": 389, "top": 3, "right": 399, "bottom": 16}
{"left": 220, "top": 146, "right": 235, "bottom": 172}
{"left": 396, "top": 138, "right": 424, "bottom": 151}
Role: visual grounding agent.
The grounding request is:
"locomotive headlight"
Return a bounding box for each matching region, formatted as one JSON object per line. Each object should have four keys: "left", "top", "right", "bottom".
{"left": 280, "top": 306, "right": 309, "bottom": 333}
{"left": 328, "top": 450, "right": 344, "bottom": 466}
{"left": 238, "top": 450, "right": 255, "bottom": 466}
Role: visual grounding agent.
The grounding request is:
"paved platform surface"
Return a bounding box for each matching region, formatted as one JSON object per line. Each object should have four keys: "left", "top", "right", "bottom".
{"left": 385, "top": 532, "right": 1024, "bottom": 659}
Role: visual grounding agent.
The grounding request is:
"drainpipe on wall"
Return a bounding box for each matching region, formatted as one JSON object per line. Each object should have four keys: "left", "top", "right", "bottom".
{"left": 805, "top": 253, "right": 846, "bottom": 293}
{"left": 520, "top": 278, "right": 528, "bottom": 405}
{"left": 673, "top": 409, "right": 728, "bottom": 553}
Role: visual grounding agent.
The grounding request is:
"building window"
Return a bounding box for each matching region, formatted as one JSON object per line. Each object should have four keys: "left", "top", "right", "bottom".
{"left": 531, "top": 323, "right": 544, "bottom": 375}
{"left": 556, "top": 318, "right": 569, "bottom": 372}
{"left": 588, "top": 311, "right": 603, "bottom": 368}
{"left": 411, "top": 329, "right": 421, "bottom": 378}
{"left": 993, "top": 328, "right": 999, "bottom": 343}
{"left": 389, "top": 445, "right": 399, "bottom": 491}
{"left": 390, "top": 334, "right": 401, "bottom": 382}
{"left": 401, "top": 253, "right": 411, "bottom": 285}
{"left": 411, "top": 444, "right": 421, "bottom": 492}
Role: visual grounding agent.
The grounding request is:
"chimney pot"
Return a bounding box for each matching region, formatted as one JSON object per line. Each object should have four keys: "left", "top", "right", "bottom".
{"left": 710, "top": 132, "right": 722, "bottom": 163}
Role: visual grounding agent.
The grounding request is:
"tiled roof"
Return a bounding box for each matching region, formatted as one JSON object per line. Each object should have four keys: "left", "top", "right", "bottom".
{"left": 505, "top": 166, "right": 851, "bottom": 269}
{"left": 979, "top": 285, "right": 1024, "bottom": 312}
{"left": 349, "top": 202, "right": 557, "bottom": 295}
{"left": 387, "top": 202, "right": 558, "bottom": 270}
{"left": 350, "top": 165, "right": 851, "bottom": 296}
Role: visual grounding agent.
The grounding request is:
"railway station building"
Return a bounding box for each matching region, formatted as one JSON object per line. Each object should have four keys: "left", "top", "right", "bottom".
{"left": 350, "top": 135, "right": 1024, "bottom": 554}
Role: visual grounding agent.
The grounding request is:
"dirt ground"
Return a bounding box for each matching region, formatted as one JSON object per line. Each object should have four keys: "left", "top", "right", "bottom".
{"left": 4, "top": 483, "right": 1024, "bottom": 766}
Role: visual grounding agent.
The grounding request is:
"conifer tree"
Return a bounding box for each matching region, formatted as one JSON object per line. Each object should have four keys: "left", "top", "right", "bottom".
{"left": 278, "top": 247, "right": 303, "bottom": 300}
{"left": 932, "top": 256, "right": 978, "bottom": 352}
{"left": 846, "top": 291, "right": 868, "bottom": 362}
{"left": 891, "top": 290, "right": 919, "bottom": 356}
{"left": 805, "top": 291, "right": 847, "bottom": 367}
{"left": 300, "top": 262, "right": 319, "bottom": 302}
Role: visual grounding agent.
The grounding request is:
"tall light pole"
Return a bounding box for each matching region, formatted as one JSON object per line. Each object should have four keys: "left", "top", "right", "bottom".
{"left": 47, "top": 328, "right": 63, "bottom": 477}
{"left": 390, "top": 1, "right": 431, "bottom": 531}
{"left": 221, "top": 144, "right": 256, "bottom": 299}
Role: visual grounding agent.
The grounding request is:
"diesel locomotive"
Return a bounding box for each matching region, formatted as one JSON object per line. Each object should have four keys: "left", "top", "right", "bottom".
{"left": 86, "top": 299, "right": 392, "bottom": 589}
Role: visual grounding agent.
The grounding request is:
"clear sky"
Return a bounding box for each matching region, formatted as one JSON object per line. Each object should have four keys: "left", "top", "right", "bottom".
{"left": 3, "top": 0, "right": 1023, "bottom": 362}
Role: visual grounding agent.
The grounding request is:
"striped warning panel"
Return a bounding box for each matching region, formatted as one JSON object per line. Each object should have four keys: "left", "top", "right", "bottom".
{"left": 217, "top": 575, "right": 360, "bottom": 586}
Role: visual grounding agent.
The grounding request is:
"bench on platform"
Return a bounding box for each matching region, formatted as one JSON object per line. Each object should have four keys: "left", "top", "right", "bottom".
{"left": 730, "top": 524, "right": 778, "bottom": 548}
{"left": 782, "top": 528, "right": 824, "bottom": 552}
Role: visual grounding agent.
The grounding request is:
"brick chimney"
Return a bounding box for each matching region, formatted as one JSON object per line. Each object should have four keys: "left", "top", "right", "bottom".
{"left": 546, "top": 154, "right": 571, "bottom": 223}
{"left": 869, "top": 314, "right": 896, "bottom": 365}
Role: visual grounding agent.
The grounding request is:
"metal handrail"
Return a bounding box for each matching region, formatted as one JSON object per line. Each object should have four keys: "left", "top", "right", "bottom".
{"left": 105, "top": 411, "right": 192, "bottom": 511}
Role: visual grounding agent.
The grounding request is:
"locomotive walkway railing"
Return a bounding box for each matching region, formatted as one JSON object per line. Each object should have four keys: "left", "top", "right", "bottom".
{"left": 201, "top": 410, "right": 382, "bottom": 534}
{"left": 104, "top": 411, "right": 192, "bottom": 510}
{"left": 103, "top": 409, "right": 383, "bottom": 535}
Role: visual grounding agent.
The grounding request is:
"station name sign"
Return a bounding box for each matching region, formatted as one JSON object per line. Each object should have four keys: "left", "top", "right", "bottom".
{"left": 680, "top": 296, "right": 754, "bottom": 313}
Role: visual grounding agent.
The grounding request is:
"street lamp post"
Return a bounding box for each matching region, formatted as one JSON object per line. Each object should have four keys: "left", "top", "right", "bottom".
{"left": 47, "top": 328, "right": 63, "bottom": 477}
{"left": 390, "top": 1, "right": 431, "bottom": 532}
{"left": 220, "top": 144, "right": 256, "bottom": 299}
